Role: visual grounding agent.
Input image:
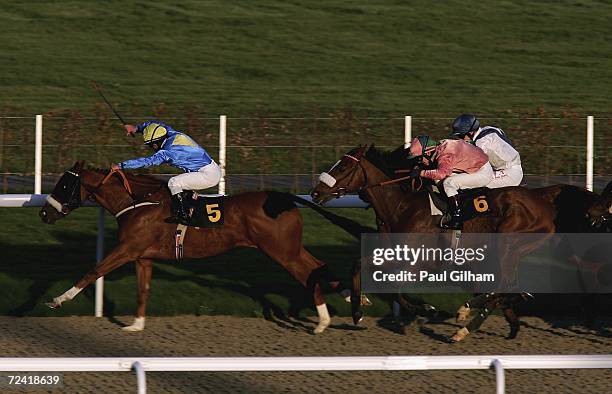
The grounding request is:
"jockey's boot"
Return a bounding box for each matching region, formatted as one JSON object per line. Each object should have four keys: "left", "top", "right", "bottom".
{"left": 442, "top": 195, "right": 463, "bottom": 230}
{"left": 165, "top": 192, "right": 190, "bottom": 224}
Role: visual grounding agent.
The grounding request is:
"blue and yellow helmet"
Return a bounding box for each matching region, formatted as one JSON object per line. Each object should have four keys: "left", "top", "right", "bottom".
{"left": 142, "top": 123, "right": 168, "bottom": 145}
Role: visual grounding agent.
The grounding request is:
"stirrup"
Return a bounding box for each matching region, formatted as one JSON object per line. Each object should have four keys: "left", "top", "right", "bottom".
{"left": 440, "top": 213, "right": 463, "bottom": 230}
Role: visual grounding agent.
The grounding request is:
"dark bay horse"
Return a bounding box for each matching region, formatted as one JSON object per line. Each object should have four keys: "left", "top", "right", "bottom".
{"left": 39, "top": 161, "right": 350, "bottom": 334}
{"left": 310, "top": 146, "right": 556, "bottom": 341}
{"left": 586, "top": 181, "right": 612, "bottom": 230}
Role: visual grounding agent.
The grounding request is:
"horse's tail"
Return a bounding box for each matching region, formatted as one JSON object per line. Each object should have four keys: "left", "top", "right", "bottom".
{"left": 282, "top": 193, "right": 376, "bottom": 240}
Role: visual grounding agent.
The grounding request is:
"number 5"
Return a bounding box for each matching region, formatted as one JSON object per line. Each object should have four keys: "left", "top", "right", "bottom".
{"left": 206, "top": 203, "right": 221, "bottom": 222}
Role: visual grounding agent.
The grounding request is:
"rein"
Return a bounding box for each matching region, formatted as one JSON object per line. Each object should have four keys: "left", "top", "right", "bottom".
{"left": 101, "top": 169, "right": 134, "bottom": 196}
{"left": 337, "top": 154, "right": 423, "bottom": 193}
{"left": 91, "top": 168, "right": 162, "bottom": 217}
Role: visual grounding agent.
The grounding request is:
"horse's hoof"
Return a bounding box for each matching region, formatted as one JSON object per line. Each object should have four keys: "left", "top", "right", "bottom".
{"left": 122, "top": 325, "right": 144, "bottom": 332}
{"left": 352, "top": 311, "right": 364, "bottom": 325}
{"left": 450, "top": 327, "right": 470, "bottom": 342}
{"left": 313, "top": 320, "right": 330, "bottom": 334}
{"left": 506, "top": 325, "right": 520, "bottom": 340}
{"left": 121, "top": 317, "right": 145, "bottom": 332}
{"left": 456, "top": 306, "right": 470, "bottom": 322}
{"left": 45, "top": 299, "right": 61, "bottom": 309}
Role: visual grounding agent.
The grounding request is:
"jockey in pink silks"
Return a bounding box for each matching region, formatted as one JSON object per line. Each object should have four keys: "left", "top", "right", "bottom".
{"left": 407, "top": 135, "right": 493, "bottom": 229}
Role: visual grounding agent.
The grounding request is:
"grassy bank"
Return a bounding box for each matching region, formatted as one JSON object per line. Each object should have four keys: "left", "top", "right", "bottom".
{"left": 1, "top": 1, "right": 611, "bottom": 115}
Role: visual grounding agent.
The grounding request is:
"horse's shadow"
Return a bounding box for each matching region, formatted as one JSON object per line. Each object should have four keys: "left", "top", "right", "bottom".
{"left": 2, "top": 226, "right": 363, "bottom": 334}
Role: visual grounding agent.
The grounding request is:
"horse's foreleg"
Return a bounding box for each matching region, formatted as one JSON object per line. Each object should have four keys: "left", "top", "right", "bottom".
{"left": 452, "top": 295, "right": 500, "bottom": 342}
{"left": 46, "top": 243, "right": 138, "bottom": 309}
{"left": 122, "top": 259, "right": 153, "bottom": 332}
{"left": 456, "top": 292, "right": 495, "bottom": 322}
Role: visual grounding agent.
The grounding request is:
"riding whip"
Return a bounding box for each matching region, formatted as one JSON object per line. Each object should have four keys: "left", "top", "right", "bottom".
{"left": 91, "top": 80, "right": 130, "bottom": 129}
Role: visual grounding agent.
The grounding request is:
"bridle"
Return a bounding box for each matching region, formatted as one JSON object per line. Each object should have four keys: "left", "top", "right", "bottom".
{"left": 318, "top": 153, "right": 368, "bottom": 198}
{"left": 319, "top": 151, "right": 424, "bottom": 198}
{"left": 46, "top": 167, "right": 161, "bottom": 217}
{"left": 45, "top": 170, "right": 84, "bottom": 215}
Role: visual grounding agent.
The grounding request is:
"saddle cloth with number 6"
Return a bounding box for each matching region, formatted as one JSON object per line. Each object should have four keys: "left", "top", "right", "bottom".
{"left": 429, "top": 186, "right": 492, "bottom": 221}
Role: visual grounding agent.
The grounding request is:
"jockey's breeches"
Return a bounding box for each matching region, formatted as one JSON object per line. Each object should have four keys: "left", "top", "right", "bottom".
{"left": 168, "top": 161, "right": 222, "bottom": 195}
{"left": 485, "top": 164, "right": 523, "bottom": 189}
{"left": 442, "top": 163, "right": 494, "bottom": 197}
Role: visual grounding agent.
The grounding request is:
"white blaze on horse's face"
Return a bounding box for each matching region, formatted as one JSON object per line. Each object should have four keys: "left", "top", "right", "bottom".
{"left": 319, "top": 172, "right": 337, "bottom": 187}
{"left": 319, "top": 160, "right": 341, "bottom": 187}
{"left": 46, "top": 195, "right": 65, "bottom": 214}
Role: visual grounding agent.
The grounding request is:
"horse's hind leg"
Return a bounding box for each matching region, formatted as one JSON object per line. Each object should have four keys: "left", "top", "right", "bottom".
{"left": 258, "top": 239, "right": 332, "bottom": 334}
{"left": 503, "top": 306, "right": 520, "bottom": 339}
{"left": 122, "top": 259, "right": 153, "bottom": 332}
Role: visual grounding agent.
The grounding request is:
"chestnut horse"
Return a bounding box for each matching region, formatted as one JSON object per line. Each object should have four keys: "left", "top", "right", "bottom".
{"left": 310, "top": 145, "right": 556, "bottom": 341}
{"left": 39, "top": 161, "right": 351, "bottom": 334}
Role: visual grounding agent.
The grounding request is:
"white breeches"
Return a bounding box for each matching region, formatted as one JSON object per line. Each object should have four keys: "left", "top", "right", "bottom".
{"left": 168, "top": 161, "right": 222, "bottom": 195}
{"left": 486, "top": 165, "right": 523, "bottom": 189}
{"left": 442, "top": 163, "right": 494, "bottom": 197}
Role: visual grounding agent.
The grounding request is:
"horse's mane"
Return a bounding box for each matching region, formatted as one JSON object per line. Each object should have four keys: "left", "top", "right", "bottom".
{"left": 91, "top": 168, "right": 165, "bottom": 186}
{"left": 88, "top": 168, "right": 168, "bottom": 198}
{"left": 363, "top": 145, "right": 416, "bottom": 178}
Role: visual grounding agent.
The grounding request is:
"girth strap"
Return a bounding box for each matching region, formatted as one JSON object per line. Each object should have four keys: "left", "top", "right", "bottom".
{"left": 115, "top": 201, "right": 161, "bottom": 218}
{"left": 175, "top": 224, "right": 188, "bottom": 261}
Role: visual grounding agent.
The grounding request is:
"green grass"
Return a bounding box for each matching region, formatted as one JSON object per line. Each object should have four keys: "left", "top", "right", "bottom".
{"left": 1, "top": 1, "right": 611, "bottom": 115}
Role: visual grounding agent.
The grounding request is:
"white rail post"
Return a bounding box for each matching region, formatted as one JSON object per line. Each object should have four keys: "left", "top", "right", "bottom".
{"left": 34, "top": 115, "right": 43, "bottom": 194}
{"left": 395, "top": 114, "right": 412, "bottom": 317}
{"left": 491, "top": 359, "right": 505, "bottom": 394}
{"left": 219, "top": 115, "right": 227, "bottom": 195}
{"left": 404, "top": 115, "right": 412, "bottom": 148}
{"left": 132, "top": 361, "right": 147, "bottom": 394}
{"left": 95, "top": 208, "right": 105, "bottom": 317}
{"left": 586, "top": 115, "right": 594, "bottom": 191}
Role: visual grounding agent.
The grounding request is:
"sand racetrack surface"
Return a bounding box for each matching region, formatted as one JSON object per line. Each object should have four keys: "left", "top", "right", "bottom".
{"left": 1, "top": 315, "right": 610, "bottom": 393}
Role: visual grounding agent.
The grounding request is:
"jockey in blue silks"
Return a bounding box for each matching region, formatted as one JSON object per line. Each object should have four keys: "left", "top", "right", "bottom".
{"left": 112, "top": 121, "right": 221, "bottom": 224}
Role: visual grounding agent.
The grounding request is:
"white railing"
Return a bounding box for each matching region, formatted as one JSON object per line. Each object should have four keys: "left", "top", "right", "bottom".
{"left": 19, "top": 114, "right": 599, "bottom": 194}
{"left": 1, "top": 355, "right": 611, "bottom": 394}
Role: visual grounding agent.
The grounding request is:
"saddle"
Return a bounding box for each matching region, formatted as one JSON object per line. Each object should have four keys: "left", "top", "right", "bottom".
{"left": 428, "top": 185, "right": 492, "bottom": 224}
{"left": 173, "top": 192, "right": 225, "bottom": 261}
{"left": 181, "top": 191, "right": 225, "bottom": 228}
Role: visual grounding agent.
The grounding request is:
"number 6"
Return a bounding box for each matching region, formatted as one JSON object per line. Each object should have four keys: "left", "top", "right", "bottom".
{"left": 473, "top": 196, "right": 488, "bottom": 212}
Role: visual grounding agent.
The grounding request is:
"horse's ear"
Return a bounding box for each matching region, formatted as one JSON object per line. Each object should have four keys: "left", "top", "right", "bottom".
{"left": 74, "top": 160, "right": 85, "bottom": 171}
